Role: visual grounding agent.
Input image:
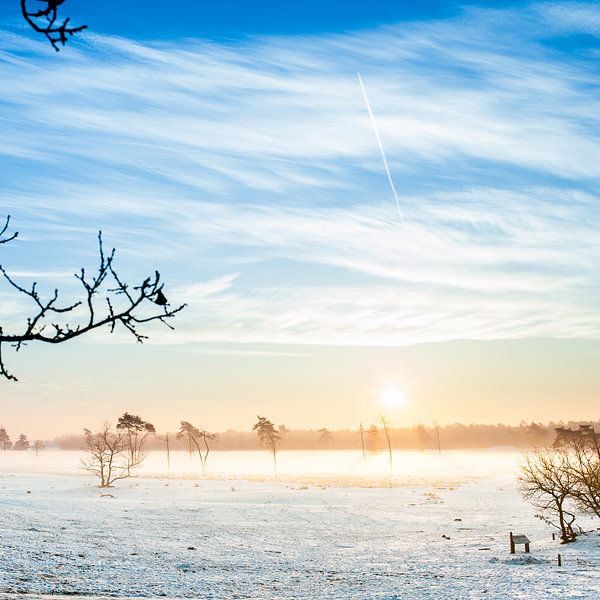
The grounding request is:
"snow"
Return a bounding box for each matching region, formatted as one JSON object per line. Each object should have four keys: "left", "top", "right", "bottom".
{"left": 1, "top": 450, "right": 600, "bottom": 599}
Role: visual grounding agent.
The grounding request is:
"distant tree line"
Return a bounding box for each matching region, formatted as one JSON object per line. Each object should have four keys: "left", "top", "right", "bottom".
{"left": 0, "top": 427, "right": 44, "bottom": 452}
{"left": 36, "top": 420, "right": 591, "bottom": 452}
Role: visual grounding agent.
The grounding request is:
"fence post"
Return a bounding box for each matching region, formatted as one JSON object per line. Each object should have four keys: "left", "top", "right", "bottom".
{"left": 557, "top": 553, "right": 562, "bottom": 567}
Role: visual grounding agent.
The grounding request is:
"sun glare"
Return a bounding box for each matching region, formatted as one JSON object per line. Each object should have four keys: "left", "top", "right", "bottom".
{"left": 380, "top": 386, "right": 406, "bottom": 410}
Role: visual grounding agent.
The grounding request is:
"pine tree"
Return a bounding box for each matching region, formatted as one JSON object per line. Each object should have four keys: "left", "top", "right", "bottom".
{"left": 13, "top": 434, "right": 30, "bottom": 451}
{"left": 0, "top": 427, "right": 10, "bottom": 451}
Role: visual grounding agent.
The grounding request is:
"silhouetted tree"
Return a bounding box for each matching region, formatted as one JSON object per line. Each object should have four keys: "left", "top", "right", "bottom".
{"left": 13, "top": 433, "right": 30, "bottom": 450}
{"left": 0, "top": 427, "right": 10, "bottom": 450}
{"left": 177, "top": 421, "right": 216, "bottom": 476}
{"left": 434, "top": 422, "right": 442, "bottom": 455}
{"left": 253, "top": 416, "right": 282, "bottom": 475}
{"left": 520, "top": 448, "right": 578, "bottom": 543}
{"left": 380, "top": 413, "right": 393, "bottom": 487}
{"left": 157, "top": 432, "right": 172, "bottom": 475}
{"left": 117, "top": 412, "right": 156, "bottom": 466}
{"left": 554, "top": 424, "right": 597, "bottom": 449}
{"left": 366, "top": 424, "right": 380, "bottom": 452}
{"left": 552, "top": 425, "right": 600, "bottom": 519}
{"left": 20, "top": 0, "right": 87, "bottom": 51}
{"left": 82, "top": 423, "right": 146, "bottom": 487}
{"left": 359, "top": 423, "right": 366, "bottom": 463}
{"left": 414, "top": 424, "right": 430, "bottom": 451}
{"left": 0, "top": 216, "right": 186, "bottom": 381}
{"left": 33, "top": 440, "right": 45, "bottom": 455}
{"left": 318, "top": 428, "right": 333, "bottom": 449}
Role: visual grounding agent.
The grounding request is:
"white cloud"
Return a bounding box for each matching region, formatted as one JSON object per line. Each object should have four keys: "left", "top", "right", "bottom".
{"left": 1, "top": 3, "right": 599, "bottom": 348}
{"left": 174, "top": 273, "right": 239, "bottom": 299}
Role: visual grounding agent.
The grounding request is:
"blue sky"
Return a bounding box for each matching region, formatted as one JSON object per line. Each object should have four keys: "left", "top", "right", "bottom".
{"left": 1, "top": 1, "right": 600, "bottom": 434}
{"left": 6, "top": 1, "right": 533, "bottom": 40}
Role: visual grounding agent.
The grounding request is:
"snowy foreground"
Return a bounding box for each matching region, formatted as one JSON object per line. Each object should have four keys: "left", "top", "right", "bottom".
{"left": 1, "top": 450, "right": 600, "bottom": 599}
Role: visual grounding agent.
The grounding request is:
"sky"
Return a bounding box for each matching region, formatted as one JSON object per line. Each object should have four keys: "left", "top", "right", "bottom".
{"left": 0, "top": 1, "right": 600, "bottom": 438}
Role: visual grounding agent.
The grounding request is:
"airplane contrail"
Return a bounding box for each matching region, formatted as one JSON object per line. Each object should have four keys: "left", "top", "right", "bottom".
{"left": 357, "top": 72, "right": 405, "bottom": 226}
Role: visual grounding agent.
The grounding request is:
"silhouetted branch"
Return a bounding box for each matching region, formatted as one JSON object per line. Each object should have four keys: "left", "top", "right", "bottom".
{"left": 0, "top": 219, "right": 186, "bottom": 381}
{"left": 20, "top": 0, "right": 87, "bottom": 52}
{"left": 0, "top": 216, "right": 18, "bottom": 245}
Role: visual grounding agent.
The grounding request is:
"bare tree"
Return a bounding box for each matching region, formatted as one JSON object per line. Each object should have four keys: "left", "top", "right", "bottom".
{"left": 82, "top": 423, "right": 145, "bottom": 487}
{"left": 380, "top": 413, "right": 393, "bottom": 487}
{"left": 20, "top": 0, "right": 87, "bottom": 51}
{"left": 0, "top": 216, "right": 186, "bottom": 381}
{"left": 434, "top": 422, "right": 442, "bottom": 456}
{"left": 156, "top": 432, "right": 172, "bottom": 475}
{"left": 253, "top": 416, "right": 282, "bottom": 475}
{"left": 117, "top": 412, "right": 156, "bottom": 466}
{"left": 177, "top": 421, "right": 216, "bottom": 476}
{"left": 520, "top": 448, "right": 578, "bottom": 543}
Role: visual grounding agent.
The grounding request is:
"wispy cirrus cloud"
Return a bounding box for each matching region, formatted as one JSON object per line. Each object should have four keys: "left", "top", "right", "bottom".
{"left": 0, "top": 2, "right": 599, "bottom": 348}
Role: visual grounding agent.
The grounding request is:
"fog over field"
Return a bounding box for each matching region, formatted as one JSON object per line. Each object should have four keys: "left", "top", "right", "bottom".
{"left": 0, "top": 448, "right": 520, "bottom": 482}
{"left": 1, "top": 449, "right": 599, "bottom": 599}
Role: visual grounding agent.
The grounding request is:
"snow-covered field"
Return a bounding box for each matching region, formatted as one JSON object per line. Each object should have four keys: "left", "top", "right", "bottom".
{"left": 1, "top": 450, "right": 599, "bottom": 599}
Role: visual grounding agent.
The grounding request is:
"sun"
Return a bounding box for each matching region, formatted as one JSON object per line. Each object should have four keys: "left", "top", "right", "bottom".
{"left": 380, "top": 386, "right": 406, "bottom": 411}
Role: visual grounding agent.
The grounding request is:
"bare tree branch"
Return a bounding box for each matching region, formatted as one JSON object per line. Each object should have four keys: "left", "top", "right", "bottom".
{"left": 0, "top": 217, "right": 187, "bottom": 381}
{"left": 0, "top": 216, "right": 18, "bottom": 245}
{"left": 20, "top": 0, "right": 87, "bottom": 52}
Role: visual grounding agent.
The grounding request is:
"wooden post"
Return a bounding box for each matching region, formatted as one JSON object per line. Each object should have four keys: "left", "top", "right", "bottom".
{"left": 552, "top": 532, "right": 555, "bottom": 541}
{"left": 509, "top": 532, "right": 515, "bottom": 554}
{"left": 557, "top": 553, "right": 562, "bottom": 567}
